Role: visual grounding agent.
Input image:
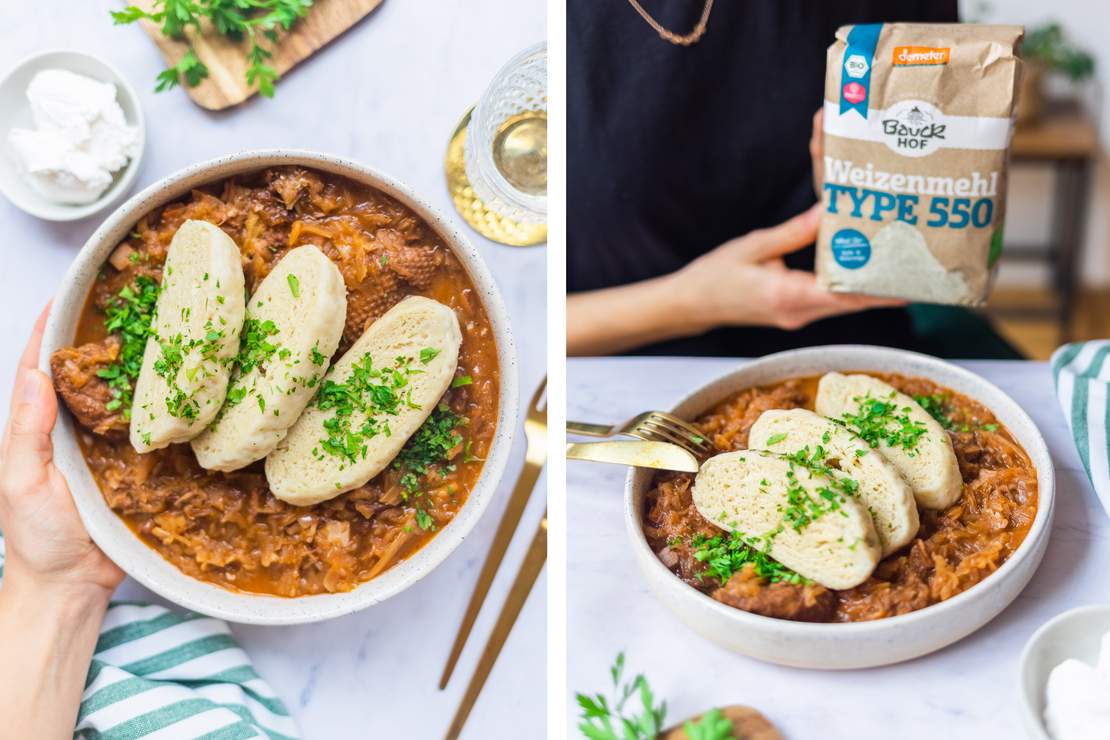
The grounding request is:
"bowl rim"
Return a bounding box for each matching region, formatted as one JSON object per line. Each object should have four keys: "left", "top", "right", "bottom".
{"left": 0, "top": 48, "right": 146, "bottom": 222}
{"left": 1017, "top": 603, "right": 1110, "bottom": 740}
{"left": 40, "top": 148, "right": 519, "bottom": 624}
{"left": 623, "top": 344, "right": 1056, "bottom": 636}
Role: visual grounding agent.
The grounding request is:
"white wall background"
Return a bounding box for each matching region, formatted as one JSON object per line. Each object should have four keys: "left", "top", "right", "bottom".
{"left": 964, "top": 0, "right": 1110, "bottom": 287}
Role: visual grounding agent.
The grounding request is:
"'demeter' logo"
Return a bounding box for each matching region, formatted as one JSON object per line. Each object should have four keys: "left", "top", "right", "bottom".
{"left": 878, "top": 100, "right": 947, "bottom": 157}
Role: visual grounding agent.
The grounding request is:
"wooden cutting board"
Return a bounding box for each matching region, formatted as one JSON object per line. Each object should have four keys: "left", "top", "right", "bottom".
{"left": 662, "top": 705, "right": 783, "bottom": 740}
{"left": 135, "top": 0, "right": 384, "bottom": 110}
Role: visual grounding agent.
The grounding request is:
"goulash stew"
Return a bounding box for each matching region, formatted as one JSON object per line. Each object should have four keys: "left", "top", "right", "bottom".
{"left": 643, "top": 374, "right": 1037, "bottom": 622}
{"left": 51, "top": 167, "right": 499, "bottom": 596}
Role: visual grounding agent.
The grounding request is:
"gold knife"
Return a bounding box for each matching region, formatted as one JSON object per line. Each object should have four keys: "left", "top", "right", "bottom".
{"left": 439, "top": 378, "right": 547, "bottom": 689}
{"left": 444, "top": 514, "right": 547, "bottom": 740}
{"left": 566, "top": 440, "right": 700, "bottom": 472}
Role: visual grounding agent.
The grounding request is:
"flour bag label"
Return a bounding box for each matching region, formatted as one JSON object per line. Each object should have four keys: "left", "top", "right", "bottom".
{"left": 816, "top": 23, "right": 1023, "bottom": 306}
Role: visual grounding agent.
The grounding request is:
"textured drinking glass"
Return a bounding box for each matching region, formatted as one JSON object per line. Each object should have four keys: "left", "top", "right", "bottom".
{"left": 446, "top": 42, "right": 547, "bottom": 246}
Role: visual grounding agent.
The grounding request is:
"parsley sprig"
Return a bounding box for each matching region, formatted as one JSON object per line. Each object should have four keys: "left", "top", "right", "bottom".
{"left": 576, "top": 654, "right": 736, "bottom": 740}
{"left": 96, "top": 276, "right": 160, "bottom": 418}
{"left": 577, "top": 653, "right": 666, "bottom": 740}
{"left": 111, "top": 0, "right": 314, "bottom": 98}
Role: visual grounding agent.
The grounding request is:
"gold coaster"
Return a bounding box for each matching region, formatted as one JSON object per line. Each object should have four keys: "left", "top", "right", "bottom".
{"left": 445, "top": 109, "right": 547, "bottom": 247}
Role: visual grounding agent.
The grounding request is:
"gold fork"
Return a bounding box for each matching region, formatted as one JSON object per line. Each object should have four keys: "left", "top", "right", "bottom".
{"left": 567, "top": 410, "right": 715, "bottom": 458}
{"left": 439, "top": 376, "right": 547, "bottom": 689}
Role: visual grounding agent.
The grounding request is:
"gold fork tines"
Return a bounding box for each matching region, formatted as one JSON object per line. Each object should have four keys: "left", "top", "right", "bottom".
{"left": 439, "top": 377, "right": 547, "bottom": 689}
{"left": 567, "top": 409, "right": 714, "bottom": 459}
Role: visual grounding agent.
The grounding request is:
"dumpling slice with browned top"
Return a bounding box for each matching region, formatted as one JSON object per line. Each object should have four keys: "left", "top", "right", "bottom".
{"left": 748, "top": 408, "right": 919, "bottom": 556}
{"left": 815, "top": 372, "right": 962, "bottom": 510}
{"left": 130, "top": 220, "right": 245, "bottom": 453}
{"left": 693, "top": 449, "right": 881, "bottom": 590}
{"left": 191, "top": 245, "right": 347, "bottom": 471}
{"left": 265, "top": 296, "right": 462, "bottom": 506}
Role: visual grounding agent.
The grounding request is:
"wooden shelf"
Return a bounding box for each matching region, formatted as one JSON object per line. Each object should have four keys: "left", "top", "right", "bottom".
{"left": 1012, "top": 104, "right": 1099, "bottom": 160}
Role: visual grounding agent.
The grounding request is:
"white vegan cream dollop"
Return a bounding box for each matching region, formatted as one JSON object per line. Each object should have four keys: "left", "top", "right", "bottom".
{"left": 7, "top": 69, "right": 138, "bottom": 205}
{"left": 1044, "top": 631, "right": 1110, "bottom": 740}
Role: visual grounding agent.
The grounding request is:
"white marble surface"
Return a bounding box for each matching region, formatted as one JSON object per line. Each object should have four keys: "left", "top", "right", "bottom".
{"left": 0, "top": 2, "right": 546, "bottom": 738}
{"left": 567, "top": 357, "right": 1110, "bottom": 740}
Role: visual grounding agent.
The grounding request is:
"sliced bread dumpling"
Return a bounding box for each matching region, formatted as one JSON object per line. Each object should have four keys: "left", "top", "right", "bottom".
{"left": 130, "top": 220, "right": 246, "bottom": 453}
{"left": 748, "top": 408, "right": 919, "bottom": 556}
{"left": 265, "top": 295, "right": 462, "bottom": 506}
{"left": 191, "top": 245, "right": 347, "bottom": 471}
{"left": 693, "top": 450, "right": 881, "bottom": 590}
{"left": 815, "top": 372, "right": 962, "bottom": 510}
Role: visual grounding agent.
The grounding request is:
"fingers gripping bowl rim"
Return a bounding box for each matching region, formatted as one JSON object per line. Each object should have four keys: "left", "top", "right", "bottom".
{"left": 39, "top": 149, "right": 519, "bottom": 625}
{"left": 624, "top": 346, "right": 1054, "bottom": 669}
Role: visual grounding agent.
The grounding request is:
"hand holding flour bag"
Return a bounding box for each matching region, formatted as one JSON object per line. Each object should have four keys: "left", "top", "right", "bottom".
{"left": 816, "top": 24, "right": 1023, "bottom": 305}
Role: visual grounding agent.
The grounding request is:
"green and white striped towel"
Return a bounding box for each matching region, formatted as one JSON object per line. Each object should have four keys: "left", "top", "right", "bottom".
{"left": 1052, "top": 341, "right": 1110, "bottom": 517}
{"left": 0, "top": 534, "right": 299, "bottom": 740}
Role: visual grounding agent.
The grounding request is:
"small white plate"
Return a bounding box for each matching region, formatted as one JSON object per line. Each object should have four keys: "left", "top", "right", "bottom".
{"left": 0, "top": 49, "right": 145, "bottom": 221}
{"left": 1019, "top": 604, "right": 1110, "bottom": 739}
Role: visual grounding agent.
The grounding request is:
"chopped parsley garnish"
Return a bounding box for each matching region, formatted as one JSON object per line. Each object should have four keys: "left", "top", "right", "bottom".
{"left": 287, "top": 273, "right": 300, "bottom": 297}
{"left": 913, "top": 392, "right": 955, "bottom": 430}
{"left": 913, "top": 392, "right": 1000, "bottom": 433}
{"left": 392, "top": 401, "right": 466, "bottom": 530}
{"left": 691, "top": 530, "right": 808, "bottom": 585}
{"left": 97, "top": 276, "right": 160, "bottom": 417}
{"left": 150, "top": 327, "right": 226, "bottom": 421}
{"left": 392, "top": 404, "right": 467, "bottom": 531}
{"left": 764, "top": 432, "right": 787, "bottom": 446}
{"left": 783, "top": 445, "right": 860, "bottom": 500}
{"left": 414, "top": 509, "right": 435, "bottom": 532}
{"left": 394, "top": 403, "right": 464, "bottom": 476}
{"left": 235, "top": 318, "right": 281, "bottom": 376}
{"left": 314, "top": 353, "right": 421, "bottom": 464}
{"left": 781, "top": 467, "right": 846, "bottom": 532}
{"left": 310, "top": 343, "right": 327, "bottom": 366}
{"left": 419, "top": 347, "right": 440, "bottom": 364}
{"left": 839, "top": 392, "right": 927, "bottom": 454}
{"left": 451, "top": 375, "right": 473, "bottom": 388}
{"left": 223, "top": 317, "right": 281, "bottom": 410}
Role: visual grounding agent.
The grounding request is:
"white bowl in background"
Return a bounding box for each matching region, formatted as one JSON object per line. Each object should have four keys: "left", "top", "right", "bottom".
{"left": 0, "top": 49, "right": 145, "bottom": 221}
{"left": 625, "top": 345, "right": 1055, "bottom": 669}
{"left": 1019, "top": 604, "right": 1110, "bottom": 739}
{"left": 41, "top": 149, "right": 518, "bottom": 625}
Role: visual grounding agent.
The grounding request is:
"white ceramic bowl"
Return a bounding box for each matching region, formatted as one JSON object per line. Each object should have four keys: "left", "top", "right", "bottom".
{"left": 625, "top": 345, "right": 1055, "bottom": 669}
{"left": 0, "top": 49, "right": 145, "bottom": 221}
{"left": 1019, "top": 604, "right": 1110, "bottom": 739}
{"left": 40, "top": 149, "right": 518, "bottom": 624}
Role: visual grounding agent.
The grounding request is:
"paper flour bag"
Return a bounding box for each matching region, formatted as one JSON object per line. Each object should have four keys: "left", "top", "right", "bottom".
{"left": 816, "top": 23, "right": 1023, "bottom": 306}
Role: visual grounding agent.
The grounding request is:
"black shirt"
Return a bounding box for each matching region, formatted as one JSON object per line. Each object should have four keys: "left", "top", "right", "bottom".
{"left": 568, "top": 0, "right": 959, "bottom": 356}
